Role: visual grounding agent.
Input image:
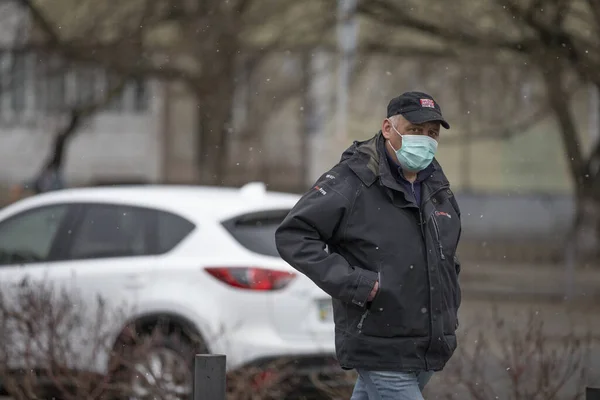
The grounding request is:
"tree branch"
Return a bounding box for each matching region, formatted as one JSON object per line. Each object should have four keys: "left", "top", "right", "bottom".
{"left": 359, "top": 42, "right": 458, "bottom": 58}
{"left": 498, "top": 0, "right": 600, "bottom": 86}
{"left": 442, "top": 80, "right": 583, "bottom": 145}
{"left": 14, "top": 0, "right": 60, "bottom": 43}
{"left": 13, "top": 0, "right": 202, "bottom": 91}
{"left": 43, "top": 78, "right": 128, "bottom": 171}
{"left": 442, "top": 107, "right": 550, "bottom": 145}
{"left": 235, "top": 0, "right": 253, "bottom": 14}
{"left": 357, "top": 0, "right": 536, "bottom": 53}
{"left": 588, "top": 0, "right": 600, "bottom": 30}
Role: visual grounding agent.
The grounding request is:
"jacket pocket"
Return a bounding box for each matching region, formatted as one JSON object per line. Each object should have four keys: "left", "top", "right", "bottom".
{"left": 428, "top": 206, "right": 461, "bottom": 263}
{"left": 356, "top": 261, "right": 429, "bottom": 338}
{"left": 356, "top": 271, "right": 382, "bottom": 331}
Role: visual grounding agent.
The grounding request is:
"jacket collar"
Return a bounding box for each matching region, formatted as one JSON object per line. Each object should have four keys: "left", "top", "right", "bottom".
{"left": 343, "top": 132, "right": 449, "bottom": 192}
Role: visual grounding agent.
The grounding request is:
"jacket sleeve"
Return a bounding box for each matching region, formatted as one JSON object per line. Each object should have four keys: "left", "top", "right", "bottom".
{"left": 275, "top": 175, "right": 378, "bottom": 308}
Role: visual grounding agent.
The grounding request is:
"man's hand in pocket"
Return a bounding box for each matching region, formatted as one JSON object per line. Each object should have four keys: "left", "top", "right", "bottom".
{"left": 367, "top": 280, "right": 379, "bottom": 302}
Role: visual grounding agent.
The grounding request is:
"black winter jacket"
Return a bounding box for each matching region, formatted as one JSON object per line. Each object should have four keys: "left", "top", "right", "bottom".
{"left": 275, "top": 132, "right": 463, "bottom": 372}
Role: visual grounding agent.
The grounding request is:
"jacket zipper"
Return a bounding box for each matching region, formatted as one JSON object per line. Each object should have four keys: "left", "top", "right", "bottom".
{"left": 357, "top": 310, "right": 369, "bottom": 330}
{"left": 411, "top": 182, "right": 426, "bottom": 237}
{"left": 357, "top": 271, "right": 381, "bottom": 330}
{"left": 430, "top": 212, "right": 446, "bottom": 260}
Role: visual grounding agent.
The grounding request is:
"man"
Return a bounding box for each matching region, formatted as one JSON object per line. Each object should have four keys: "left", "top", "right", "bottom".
{"left": 275, "top": 91, "right": 462, "bottom": 399}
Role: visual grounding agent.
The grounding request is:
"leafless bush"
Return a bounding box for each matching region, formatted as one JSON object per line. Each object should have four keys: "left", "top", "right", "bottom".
{"left": 225, "top": 358, "right": 299, "bottom": 400}
{"left": 435, "top": 307, "right": 596, "bottom": 400}
{"left": 0, "top": 277, "right": 165, "bottom": 399}
{"left": 0, "top": 277, "right": 340, "bottom": 399}
{"left": 309, "top": 368, "right": 356, "bottom": 400}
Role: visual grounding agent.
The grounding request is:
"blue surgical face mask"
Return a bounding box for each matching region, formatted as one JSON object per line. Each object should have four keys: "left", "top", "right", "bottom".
{"left": 387, "top": 119, "right": 438, "bottom": 172}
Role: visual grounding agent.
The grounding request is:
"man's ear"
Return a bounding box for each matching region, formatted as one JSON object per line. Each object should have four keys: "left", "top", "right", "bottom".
{"left": 381, "top": 118, "right": 393, "bottom": 140}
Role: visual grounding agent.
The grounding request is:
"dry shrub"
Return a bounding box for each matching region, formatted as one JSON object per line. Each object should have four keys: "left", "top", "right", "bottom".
{"left": 309, "top": 367, "right": 356, "bottom": 400}
{"left": 0, "top": 277, "right": 173, "bottom": 399}
{"left": 223, "top": 349, "right": 353, "bottom": 399}
{"left": 435, "top": 307, "right": 597, "bottom": 400}
{"left": 226, "top": 358, "right": 299, "bottom": 400}
{"left": 0, "top": 277, "right": 342, "bottom": 399}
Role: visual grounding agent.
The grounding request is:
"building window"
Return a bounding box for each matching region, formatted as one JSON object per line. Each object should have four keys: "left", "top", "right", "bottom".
{"left": 104, "top": 73, "right": 124, "bottom": 112}
{"left": 44, "top": 56, "right": 67, "bottom": 112}
{"left": 132, "top": 78, "right": 148, "bottom": 112}
{"left": 76, "top": 67, "right": 97, "bottom": 107}
{"left": 0, "top": 50, "right": 8, "bottom": 114}
{"left": 10, "top": 52, "right": 26, "bottom": 113}
{"left": 0, "top": 50, "right": 150, "bottom": 117}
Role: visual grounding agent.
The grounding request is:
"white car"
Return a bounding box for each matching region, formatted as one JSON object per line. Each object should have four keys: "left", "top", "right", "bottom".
{"left": 0, "top": 183, "right": 338, "bottom": 398}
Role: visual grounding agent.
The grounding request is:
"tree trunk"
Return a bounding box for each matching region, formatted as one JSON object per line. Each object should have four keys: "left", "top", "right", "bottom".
{"left": 543, "top": 68, "right": 585, "bottom": 192}
{"left": 37, "top": 78, "right": 126, "bottom": 182}
{"left": 299, "top": 50, "right": 312, "bottom": 188}
{"left": 196, "top": 101, "right": 230, "bottom": 186}
{"left": 576, "top": 135, "right": 600, "bottom": 262}
{"left": 194, "top": 29, "right": 240, "bottom": 186}
{"left": 195, "top": 77, "right": 236, "bottom": 186}
{"left": 43, "top": 112, "right": 82, "bottom": 171}
{"left": 543, "top": 66, "right": 600, "bottom": 275}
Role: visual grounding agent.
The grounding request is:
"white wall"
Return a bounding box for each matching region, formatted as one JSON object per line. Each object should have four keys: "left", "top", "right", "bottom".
{"left": 0, "top": 1, "right": 28, "bottom": 47}
{"left": 0, "top": 82, "right": 164, "bottom": 185}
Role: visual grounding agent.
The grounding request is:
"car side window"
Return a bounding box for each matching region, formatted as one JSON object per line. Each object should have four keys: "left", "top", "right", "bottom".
{"left": 221, "top": 209, "right": 289, "bottom": 257}
{"left": 67, "top": 204, "right": 150, "bottom": 260}
{"left": 156, "top": 211, "right": 195, "bottom": 253}
{"left": 0, "top": 205, "right": 69, "bottom": 265}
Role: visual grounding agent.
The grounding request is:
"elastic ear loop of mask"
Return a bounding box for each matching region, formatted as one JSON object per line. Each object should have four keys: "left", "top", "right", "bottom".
{"left": 387, "top": 118, "right": 403, "bottom": 152}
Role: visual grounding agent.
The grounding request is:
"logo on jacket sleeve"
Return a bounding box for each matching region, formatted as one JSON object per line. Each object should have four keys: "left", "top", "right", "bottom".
{"left": 314, "top": 185, "right": 327, "bottom": 195}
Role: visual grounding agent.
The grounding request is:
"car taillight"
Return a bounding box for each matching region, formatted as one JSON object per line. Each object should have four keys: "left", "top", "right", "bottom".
{"left": 204, "top": 267, "right": 296, "bottom": 291}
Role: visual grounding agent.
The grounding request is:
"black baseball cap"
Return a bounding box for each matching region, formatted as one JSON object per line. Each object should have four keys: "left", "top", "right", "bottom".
{"left": 387, "top": 91, "right": 450, "bottom": 129}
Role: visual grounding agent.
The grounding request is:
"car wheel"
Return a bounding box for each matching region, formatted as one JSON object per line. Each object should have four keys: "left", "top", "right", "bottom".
{"left": 113, "top": 331, "right": 201, "bottom": 400}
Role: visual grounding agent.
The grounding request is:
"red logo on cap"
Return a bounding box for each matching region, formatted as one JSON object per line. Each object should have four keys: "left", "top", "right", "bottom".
{"left": 420, "top": 99, "right": 435, "bottom": 108}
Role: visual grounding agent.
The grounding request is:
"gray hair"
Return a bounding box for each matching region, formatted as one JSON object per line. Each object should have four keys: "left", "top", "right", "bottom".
{"left": 388, "top": 114, "right": 402, "bottom": 126}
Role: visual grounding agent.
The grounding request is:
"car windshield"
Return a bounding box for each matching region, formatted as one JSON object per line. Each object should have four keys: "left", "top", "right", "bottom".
{"left": 221, "top": 209, "right": 290, "bottom": 257}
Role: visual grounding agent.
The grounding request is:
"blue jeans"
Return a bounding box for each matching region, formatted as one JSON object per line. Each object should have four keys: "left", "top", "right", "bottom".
{"left": 350, "top": 370, "right": 434, "bottom": 400}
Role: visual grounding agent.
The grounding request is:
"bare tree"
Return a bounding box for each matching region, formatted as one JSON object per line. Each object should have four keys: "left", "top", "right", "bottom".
{"left": 4, "top": 0, "right": 335, "bottom": 187}
{"left": 0, "top": 3, "right": 142, "bottom": 196}
{"left": 356, "top": 0, "right": 600, "bottom": 262}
